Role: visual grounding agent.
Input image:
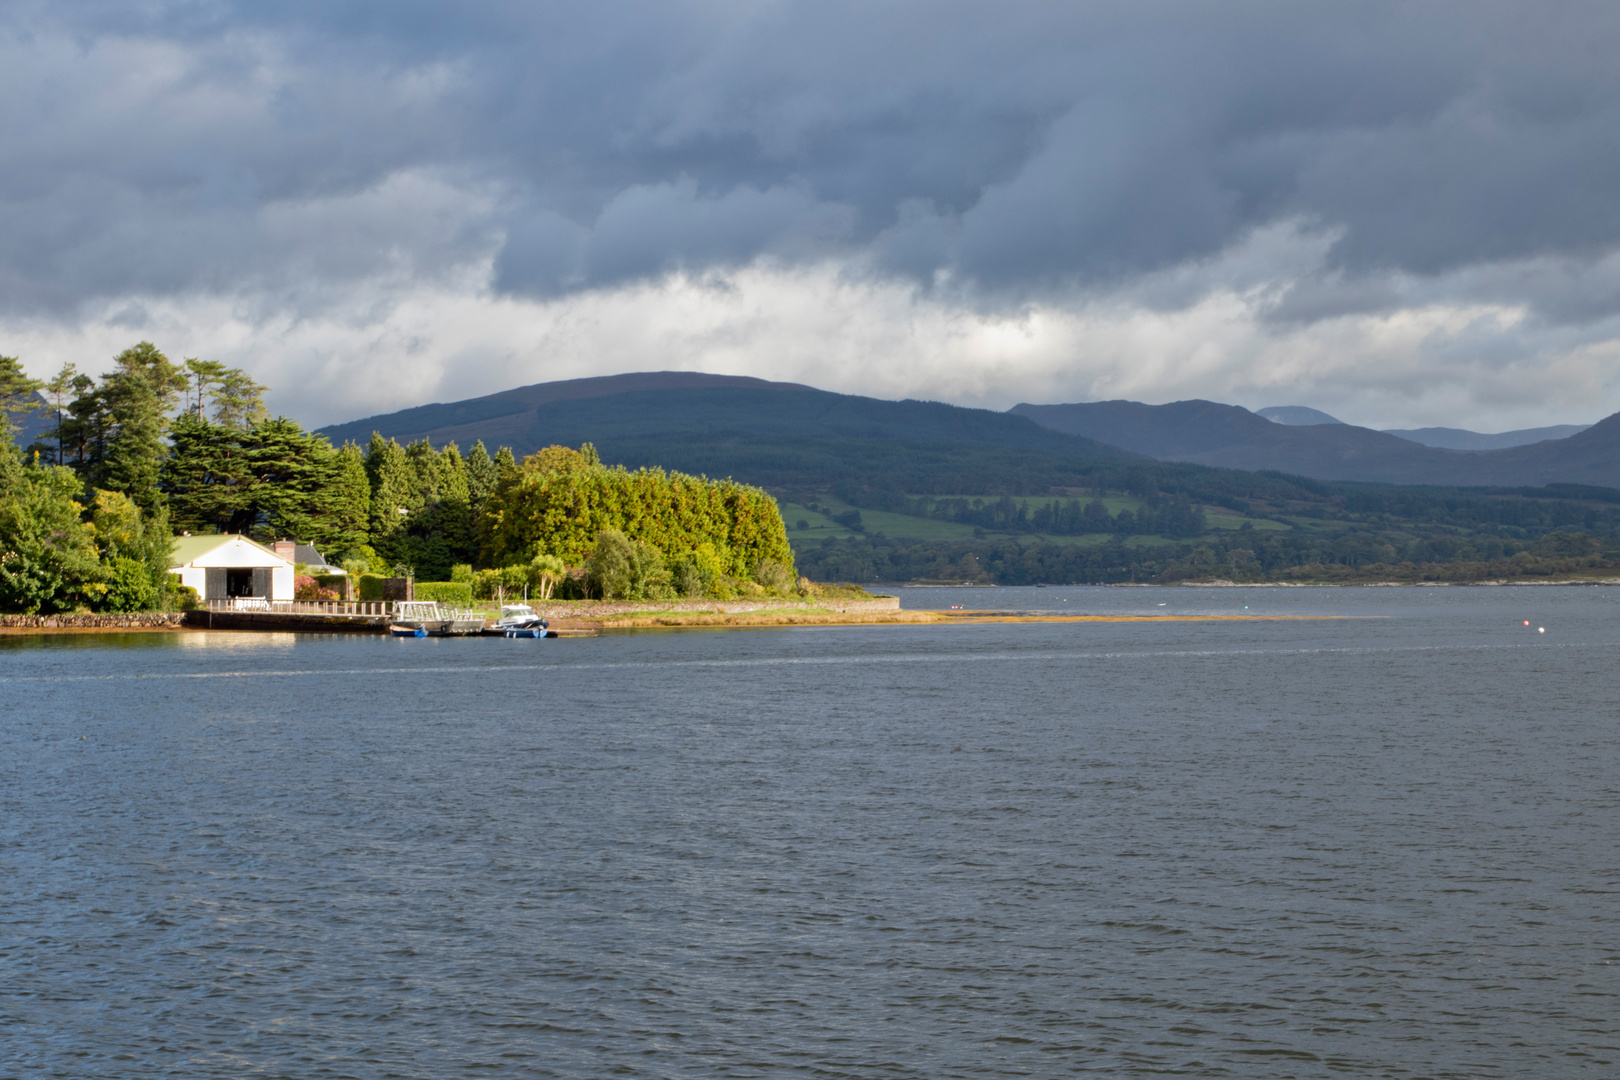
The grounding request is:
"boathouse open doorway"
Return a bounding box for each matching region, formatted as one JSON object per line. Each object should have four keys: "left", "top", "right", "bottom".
{"left": 205, "top": 567, "right": 272, "bottom": 599}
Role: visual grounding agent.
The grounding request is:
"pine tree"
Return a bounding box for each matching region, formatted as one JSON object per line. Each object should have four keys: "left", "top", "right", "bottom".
{"left": 245, "top": 418, "right": 342, "bottom": 546}
{"left": 99, "top": 374, "right": 167, "bottom": 508}
{"left": 164, "top": 412, "right": 245, "bottom": 534}
{"left": 403, "top": 439, "right": 442, "bottom": 498}
{"left": 60, "top": 373, "right": 103, "bottom": 470}
{"left": 182, "top": 358, "right": 227, "bottom": 419}
{"left": 213, "top": 368, "right": 268, "bottom": 429}
{"left": 95, "top": 343, "right": 186, "bottom": 511}
{"left": 437, "top": 442, "right": 474, "bottom": 564}
{"left": 494, "top": 445, "right": 518, "bottom": 481}
{"left": 0, "top": 355, "right": 43, "bottom": 442}
{"left": 37, "top": 364, "right": 78, "bottom": 465}
{"left": 365, "top": 435, "right": 419, "bottom": 566}
{"left": 328, "top": 443, "right": 372, "bottom": 556}
{"left": 465, "top": 440, "right": 497, "bottom": 510}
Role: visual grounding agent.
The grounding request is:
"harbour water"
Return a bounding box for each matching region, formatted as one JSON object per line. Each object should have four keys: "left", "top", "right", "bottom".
{"left": 3, "top": 586, "right": 1618, "bottom": 1077}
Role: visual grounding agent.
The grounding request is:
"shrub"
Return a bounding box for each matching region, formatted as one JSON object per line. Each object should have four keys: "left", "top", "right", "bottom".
{"left": 471, "top": 565, "right": 531, "bottom": 601}
{"left": 671, "top": 558, "right": 704, "bottom": 597}
{"left": 585, "top": 530, "right": 672, "bottom": 600}
{"left": 450, "top": 563, "right": 474, "bottom": 583}
{"left": 415, "top": 581, "right": 473, "bottom": 605}
{"left": 338, "top": 544, "right": 390, "bottom": 577}
{"left": 295, "top": 574, "right": 340, "bottom": 602}
{"left": 312, "top": 573, "right": 349, "bottom": 598}
{"left": 357, "top": 573, "right": 387, "bottom": 601}
{"left": 585, "top": 530, "right": 635, "bottom": 599}
{"left": 98, "top": 556, "right": 160, "bottom": 612}
{"left": 753, "top": 558, "right": 793, "bottom": 593}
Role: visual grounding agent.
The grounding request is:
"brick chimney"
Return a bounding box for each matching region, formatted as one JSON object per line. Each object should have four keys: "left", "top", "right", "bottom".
{"left": 273, "top": 540, "right": 297, "bottom": 562}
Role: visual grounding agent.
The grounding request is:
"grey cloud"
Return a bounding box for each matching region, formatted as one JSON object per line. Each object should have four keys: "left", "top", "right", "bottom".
{"left": 5, "top": 0, "right": 1620, "bottom": 324}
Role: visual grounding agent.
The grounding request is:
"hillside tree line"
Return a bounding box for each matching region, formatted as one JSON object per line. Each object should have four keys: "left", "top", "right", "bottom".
{"left": 1, "top": 343, "right": 794, "bottom": 612}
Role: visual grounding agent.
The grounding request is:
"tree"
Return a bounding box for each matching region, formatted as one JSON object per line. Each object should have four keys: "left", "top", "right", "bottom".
{"left": 364, "top": 434, "right": 419, "bottom": 565}
{"left": 479, "top": 453, "right": 795, "bottom": 575}
{"left": 525, "top": 444, "right": 592, "bottom": 474}
{"left": 93, "top": 342, "right": 186, "bottom": 509}
{"left": 0, "top": 355, "right": 43, "bottom": 442}
{"left": 164, "top": 412, "right": 244, "bottom": 534}
{"left": 465, "top": 440, "right": 498, "bottom": 508}
{"left": 213, "top": 368, "right": 268, "bottom": 429}
{"left": 327, "top": 443, "right": 372, "bottom": 556}
{"left": 39, "top": 364, "right": 78, "bottom": 465}
{"left": 163, "top": 414, "right": 362, "bottom": 551}
{"left": 585, "top": 529, "right": 637, "bottom": 599}
{"left": 182, "top": 358, "right": 227, "bottom": 418}
{"left": 465, "top": 439, "right": 499, "bottom": 555}
{"left": 59, "top": 373, "right": 103, "bottom": 469}
{"left": 89, "top": 490, "right": 173, "bottom": 611}
{"left": 528, "top": 553, "right": 567, "bottom": 600}
{"left": 99, "top": 369, "right": 168, "bottom": 508}
{"left": 493, "top": 445, "right": 518, "bottom": 483}
{"left": 436, "top": 442, "right": 474, "bottom": 564}
{"left": 0, "top": 436, "right": 103, "bottom": 613}
{"left": 584, "top": 530, "right": 672, "bottom": 600}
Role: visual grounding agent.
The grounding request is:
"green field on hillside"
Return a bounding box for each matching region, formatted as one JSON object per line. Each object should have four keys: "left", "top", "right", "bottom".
{"left": 782, "top": 495, "right": 1189, "bottom": 549}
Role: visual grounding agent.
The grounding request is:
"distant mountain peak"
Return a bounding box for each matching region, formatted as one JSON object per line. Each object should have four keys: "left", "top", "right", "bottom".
{"left": 1382, "top": 423, "right": 1591, "bottom": 451}
{"left": 1256, "top": 405, "right": 1344, "bottom": 426}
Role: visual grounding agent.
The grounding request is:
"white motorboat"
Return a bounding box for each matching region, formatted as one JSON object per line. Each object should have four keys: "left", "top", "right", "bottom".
{"left": 491, "top": 603, "right": 547, "bottom": 632}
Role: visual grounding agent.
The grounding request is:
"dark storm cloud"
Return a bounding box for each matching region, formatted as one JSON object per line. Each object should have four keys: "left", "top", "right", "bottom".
{"left": 5, "top": 0, "right": 1620, "bottom": 319}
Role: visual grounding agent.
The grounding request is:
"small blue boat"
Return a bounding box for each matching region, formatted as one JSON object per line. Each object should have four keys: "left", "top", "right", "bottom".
{"left": 503, "top": 626, "right": 545, "bottom": 639}
{"left": 390, "top": 624, "right": 428, "bottom": 638}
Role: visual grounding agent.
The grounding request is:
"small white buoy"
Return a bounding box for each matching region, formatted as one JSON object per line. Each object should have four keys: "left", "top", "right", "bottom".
{"left": 1539, "top": 627, "right": 1545, "bottom": 633}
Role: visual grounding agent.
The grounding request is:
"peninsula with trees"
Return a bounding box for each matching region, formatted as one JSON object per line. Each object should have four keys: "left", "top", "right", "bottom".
{"left": 0, "top": 345, "right": 807, "bottom": 616}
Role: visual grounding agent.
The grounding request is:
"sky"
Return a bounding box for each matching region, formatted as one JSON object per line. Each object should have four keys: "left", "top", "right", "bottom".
{"left": 5, "top": 0, "right": 1620, "bottom": 432}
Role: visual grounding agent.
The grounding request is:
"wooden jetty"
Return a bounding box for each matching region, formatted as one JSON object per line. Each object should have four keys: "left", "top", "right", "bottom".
{"left": 186, "top": 599, "right": 594, "bottom": 636}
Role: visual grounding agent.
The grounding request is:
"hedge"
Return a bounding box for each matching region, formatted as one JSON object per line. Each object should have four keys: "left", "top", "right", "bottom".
{"left": 414, "top": 581, "right": 473, "bottom": 604}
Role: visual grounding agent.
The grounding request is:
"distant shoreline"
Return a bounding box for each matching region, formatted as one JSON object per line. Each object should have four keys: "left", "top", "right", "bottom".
{"left": 890, "top": 578, "right": 1620, "bottom": 589}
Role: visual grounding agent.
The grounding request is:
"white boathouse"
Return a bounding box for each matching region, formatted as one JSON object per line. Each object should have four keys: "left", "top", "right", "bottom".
{"left": 168, "top": 535, "right": 295, "bottom": 603}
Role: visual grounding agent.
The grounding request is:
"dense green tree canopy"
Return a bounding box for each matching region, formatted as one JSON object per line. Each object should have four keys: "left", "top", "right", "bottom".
{"left": 0, "top": 438, "right": 103, "bottom": 613}
{"left": 482, "top": 451, "right": 794, "bottom": 576}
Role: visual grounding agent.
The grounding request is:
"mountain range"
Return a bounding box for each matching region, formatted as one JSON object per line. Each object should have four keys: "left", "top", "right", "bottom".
{"left": 318, "top": 371, "right": 1619, "bottom": 493}
{"left": 1007, "top": 399, "right": 1620, "bottom": 488}
{"left": 1254, "top": 403, "right": 1591, "bottom": 450}
{"left": 319, "top": 371, "right": 1136, "bottom": 492}
{"left": 10, "top": 370, "right": 1614, "bottom": 494}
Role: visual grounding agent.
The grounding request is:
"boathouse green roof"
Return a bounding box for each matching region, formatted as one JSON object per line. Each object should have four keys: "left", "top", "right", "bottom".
{"left": 167, "top": 534, "right": 284, "bottom": 566}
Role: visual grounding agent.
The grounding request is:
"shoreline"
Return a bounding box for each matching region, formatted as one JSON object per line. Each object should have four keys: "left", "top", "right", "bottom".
{"left": 0, "top": 608, "right": 1355, "bottom": 636}
{"left": 888, "top": 577, "right": 1620, "bottom": 589}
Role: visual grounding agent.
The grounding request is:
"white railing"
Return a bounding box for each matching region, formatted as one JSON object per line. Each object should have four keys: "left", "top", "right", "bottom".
{"left": 205, "top": 598, "right": 397, "bottom": 616}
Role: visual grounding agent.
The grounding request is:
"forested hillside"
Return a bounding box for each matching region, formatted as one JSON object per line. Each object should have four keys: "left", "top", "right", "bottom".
{"left": 316, "top": 371, "right": 1620, "bottom": 585}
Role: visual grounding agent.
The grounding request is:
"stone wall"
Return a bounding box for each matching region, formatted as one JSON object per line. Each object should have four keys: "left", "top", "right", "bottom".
{"left": 526, "top": 596, "right": 901, "bottom": 618}
{"left": 182, "top": 611, "right": 389, "bottom": 632}
{"left": 0, "top": 612, "right": 188, "bottom": 630}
